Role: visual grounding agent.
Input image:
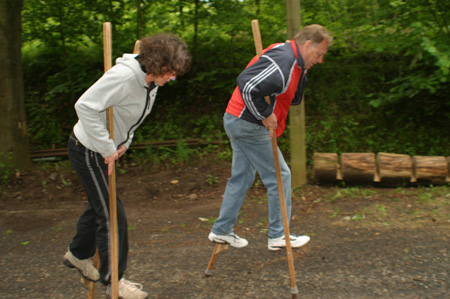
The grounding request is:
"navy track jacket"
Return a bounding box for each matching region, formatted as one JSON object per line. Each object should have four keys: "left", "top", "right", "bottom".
{"left": 226, "top": 40, "right": 307, "bottom": 137}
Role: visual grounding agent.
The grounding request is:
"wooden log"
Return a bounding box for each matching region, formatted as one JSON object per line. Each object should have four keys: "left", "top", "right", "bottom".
{"left": 341, "top": 153, "right": 376, "bottom": 183}
{"left": 376, "top": 152, "right": 413, "bottom": 184}
{"left": 412, "top": 156, "right": 449, "bottom": 184}
{"left": 313, "top": 153, "right": 341, "bottom": 183}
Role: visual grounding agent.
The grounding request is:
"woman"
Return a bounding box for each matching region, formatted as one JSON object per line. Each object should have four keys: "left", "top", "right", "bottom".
{"left": 63, "top": 33, "right": 190, "bottom": 299}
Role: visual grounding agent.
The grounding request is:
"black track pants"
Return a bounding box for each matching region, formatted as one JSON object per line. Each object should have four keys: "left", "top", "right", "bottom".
{"left": 67, "top": 132, "right": 128, "bottom": 285}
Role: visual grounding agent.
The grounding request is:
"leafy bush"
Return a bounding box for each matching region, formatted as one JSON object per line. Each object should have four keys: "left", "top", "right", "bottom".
{"left": 0, "top": 153, "right": 16, "bottom": 185}
{"left": 20, "top": 0, "right": 449, "bottom": 159}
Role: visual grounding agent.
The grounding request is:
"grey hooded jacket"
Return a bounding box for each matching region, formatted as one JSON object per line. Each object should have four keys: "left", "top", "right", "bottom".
{"left": 73, "top": 54, "right": 158, "bottom": 158}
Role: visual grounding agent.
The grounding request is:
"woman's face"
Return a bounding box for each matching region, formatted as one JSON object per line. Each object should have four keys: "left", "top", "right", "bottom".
{"left": 146, "top": 71, "right": 176, "bottom": 87}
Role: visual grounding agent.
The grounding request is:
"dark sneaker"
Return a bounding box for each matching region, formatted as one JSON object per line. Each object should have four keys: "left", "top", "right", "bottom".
{"left": 268, "top": 234, "right": 310, "bottom": 251}
{"left": 208, "top": 232, "right": 248, "bottom": 248}
{"left": 63, "top": 249, "right": 100, "bottom": 282}
{"left": 106, "top": 278, "right": 148, "bottom": 299}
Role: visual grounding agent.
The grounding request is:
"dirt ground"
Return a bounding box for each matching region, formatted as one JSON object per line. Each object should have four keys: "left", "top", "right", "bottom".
{"left": 1, "top": 154, "right": 449, "bottom": 299}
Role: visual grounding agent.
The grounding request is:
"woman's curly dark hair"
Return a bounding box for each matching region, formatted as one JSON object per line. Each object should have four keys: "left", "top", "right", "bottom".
{"left": 138, "top": 33, "right": 191, "bottom": 77}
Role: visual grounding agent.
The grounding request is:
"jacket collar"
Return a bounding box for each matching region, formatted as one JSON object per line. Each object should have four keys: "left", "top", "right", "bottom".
{"left": 290, "top": 40, "right": 305, "bottom": 70}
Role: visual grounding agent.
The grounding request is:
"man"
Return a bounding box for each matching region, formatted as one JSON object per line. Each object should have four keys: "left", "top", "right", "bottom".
{"left": 63, "top": 33, "right": 190, "bottom": 299}
{"left": 209, "top": 24, "right": 332, "bottom": 251}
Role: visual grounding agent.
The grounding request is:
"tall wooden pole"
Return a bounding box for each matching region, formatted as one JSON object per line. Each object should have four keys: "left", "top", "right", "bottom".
{"left": 252, "top": 19, "right": 299, "bottom": 299}
{"left": 286, "top": 0, "right": 307, "bottom": 188}
{"left": 103, "top": 22, "right": 119, "bottom": 299}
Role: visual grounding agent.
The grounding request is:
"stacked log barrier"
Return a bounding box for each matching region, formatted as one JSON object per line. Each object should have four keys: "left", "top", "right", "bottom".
{"left": 412, "top": 156, "right": 449, "bottom": 184}
{"left": 341, "top": 153, "right": 377, "bottom": 184}
{"left": 313, "top": 152, "right": 450, "bottom": 186}
{"left": 448, "top": 157, "right": 450, "bottom": 181}
{"left": 313, "top": 153, "right": 341, "bottom": 184}
{"left": 376, "top": 153, "right": 413, "bottom": 184}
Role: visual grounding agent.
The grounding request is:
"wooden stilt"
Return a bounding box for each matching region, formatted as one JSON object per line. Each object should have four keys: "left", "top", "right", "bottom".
{"left": 82, "top": 250, "right": 100, "bottom": 298}
{"left": 82, "top": 28, "right": 142, "bottom": 299}
{"left": 252, "top": 19, "right": 299, "bottom": 298}
{"left": 205, "top": 243, "right": 229, "bottom": 276}
{"left": 102, "top": 22, "right": 119, "bottom": 299}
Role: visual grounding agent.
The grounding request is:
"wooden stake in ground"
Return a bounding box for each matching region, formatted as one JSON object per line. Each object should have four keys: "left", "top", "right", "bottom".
{"left": 103, "top": 21, "right": 119, "bottom": 299}
{"left": 252, "top": 19, "right": 299, "bottom": 298}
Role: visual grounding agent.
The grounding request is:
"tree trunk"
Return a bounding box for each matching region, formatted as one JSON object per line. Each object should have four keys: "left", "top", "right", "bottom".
{"left": 137, "top": 0, "right": 142, "bottom": 39}
{"left": 286, "top": 0, "right": 306, "bottom": 188}
{"left": 255, "top": 0, "right": 261, "bottom": 16}
{"left": 192, "top": 0, "right": 199, "bottom": 62}
{"left": 0, "top": 0, "right": 31, "bottom": 169}
{"left": 376, "top": 152, "right": 413, "bottom": 184}
{"left": 56, "top": 2, "right": 75, "bottom": 103}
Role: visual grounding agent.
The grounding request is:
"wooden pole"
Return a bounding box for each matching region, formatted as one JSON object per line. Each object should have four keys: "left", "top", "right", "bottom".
{"left": 87, "top": 37, "right": 141, "bottom": 298}
{"left": 252, "top": 19, "right": 299, "bottom": 298}
{"left": 103, "top": 22, "right": 119, "bottom": 299}
{"left": 133, "top": 40, "right": 141, "bottom": 55}
{"left": 286, "top": 0, "right": 306, "bottom": 188}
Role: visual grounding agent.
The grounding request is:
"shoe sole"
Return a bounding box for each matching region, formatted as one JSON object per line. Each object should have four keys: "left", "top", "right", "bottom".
{"left": 63, "top": 258, "right": 100, "bottom": 282}
{"left": 268, "top": 239, "right": 310, "bottom": 251}
{"left": 209, "top": 237, "right": 227, "bottom": 244}
{"left": 209, "top": 236, "right": 248, "bottom": 248}
{"left": 106, "top": 295, "right": 149, "bottom": 299}
{"left": 106, "top": 290, "right": 149, "bottom": 299}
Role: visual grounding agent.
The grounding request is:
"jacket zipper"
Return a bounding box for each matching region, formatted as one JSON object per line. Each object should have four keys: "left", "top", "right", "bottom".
{"left": 117, "top": 85, "right": 153, "bottom": 149}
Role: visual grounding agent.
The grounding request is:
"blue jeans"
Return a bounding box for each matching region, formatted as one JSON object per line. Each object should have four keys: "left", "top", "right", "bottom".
{"left": 211, "top": 113, "right": 292, "bottom": 238}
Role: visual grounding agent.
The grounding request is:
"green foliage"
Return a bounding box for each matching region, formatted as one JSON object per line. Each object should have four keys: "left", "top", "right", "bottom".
{"left": 175, "top": 140, "right": 194, "bottom": 164}
{"left": 20, "top": 0, "right": 449, "bottom": 158}
{"left": 327, "top": 187, "right": 378, "bottom": 202}
{"left": 299, "top": 0, "right": 450, "bottom": 158}
{"left": 124, "top": 141, "right": 195, "bottom": 167}
{"left": 0, "top": 152, "right": 16, "bottom": 185}
{"left": 206, "top": 174, "right": 219, "bottom": 185}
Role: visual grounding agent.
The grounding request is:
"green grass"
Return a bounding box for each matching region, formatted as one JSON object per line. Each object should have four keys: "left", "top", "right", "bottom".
{"left": 326, "top": 187, "right": 378, "bottom": 202}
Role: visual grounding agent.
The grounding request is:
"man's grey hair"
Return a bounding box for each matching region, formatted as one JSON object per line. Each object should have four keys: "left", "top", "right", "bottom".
{"left": 294, "top": 24, "right": 333, "bottom": 46}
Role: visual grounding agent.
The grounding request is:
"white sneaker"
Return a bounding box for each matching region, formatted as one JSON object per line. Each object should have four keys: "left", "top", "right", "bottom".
{"left": 268, "top": 234, "right": 310, "bottom": 251}
{"left": 106, "top": 278, "right": 148, "bottom": 299}
{"left": 63, "top": 249, "right": 100, "bottom": 282}
{"left": 208, "top": 232, "right": 248, "bottom": 248}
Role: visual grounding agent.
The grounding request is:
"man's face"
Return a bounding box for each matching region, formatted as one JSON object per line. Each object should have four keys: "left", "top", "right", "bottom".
{"left": 146, "top": 71, "right": 176, "bottom": 87}
{"left": 302, "top": 40, "right": 328, "bottom": 70}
